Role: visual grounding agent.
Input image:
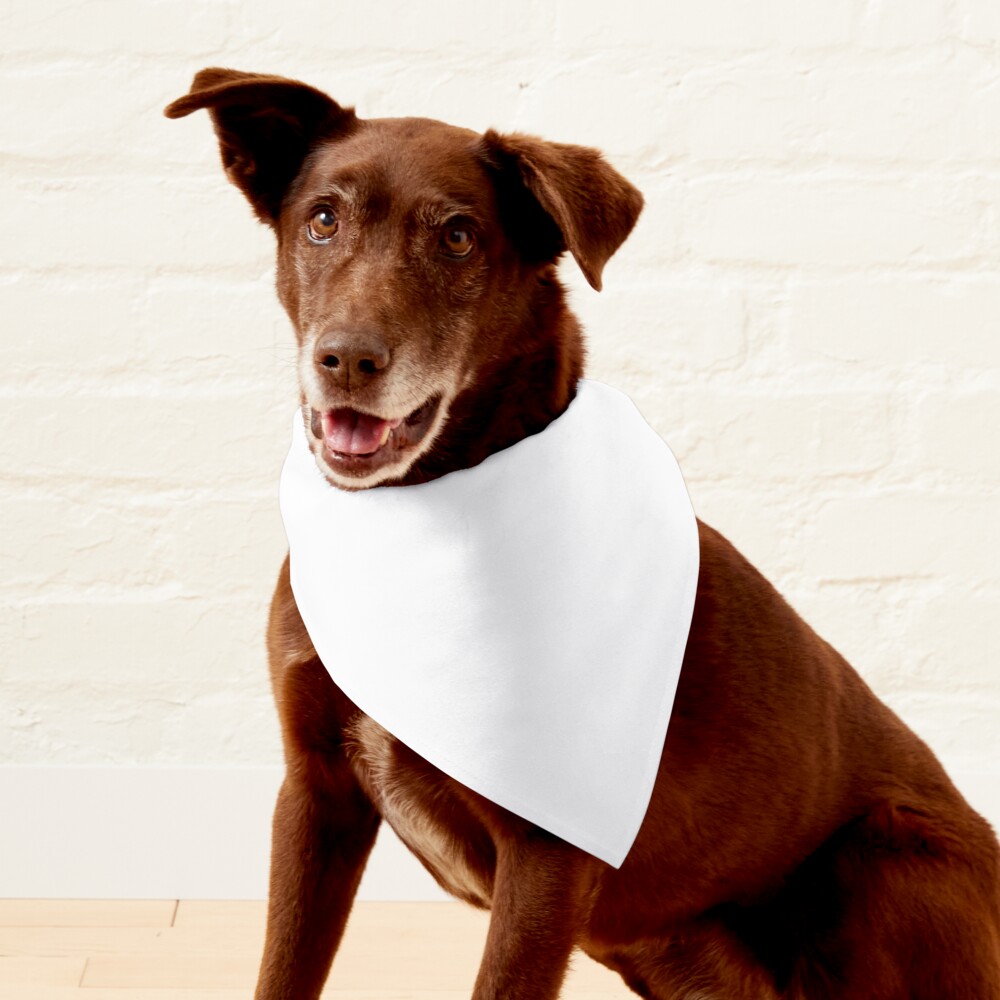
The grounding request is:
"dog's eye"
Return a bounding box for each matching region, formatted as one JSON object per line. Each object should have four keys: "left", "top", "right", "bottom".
{"left": 308, "top": 208, "right": 339, "bottom": 243}
{"left": 441, "top": 225, "right": 474, "bottom": 258}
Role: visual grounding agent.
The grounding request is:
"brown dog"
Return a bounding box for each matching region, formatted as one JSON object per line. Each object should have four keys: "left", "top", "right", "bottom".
{"left": 166, "top": 69, "right": 1000, "bottom": 1000}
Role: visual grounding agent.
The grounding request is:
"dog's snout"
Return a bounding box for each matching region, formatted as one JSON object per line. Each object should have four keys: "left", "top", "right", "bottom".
{"left": 313, "top": 331, "right": 391, "bottom": 389}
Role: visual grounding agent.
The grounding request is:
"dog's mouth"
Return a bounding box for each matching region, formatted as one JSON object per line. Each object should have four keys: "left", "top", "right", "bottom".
{"left": 309, "top": 393, "right": 443, "bottom": 478}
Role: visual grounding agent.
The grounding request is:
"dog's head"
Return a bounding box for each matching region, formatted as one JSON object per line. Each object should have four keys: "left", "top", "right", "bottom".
{"left": 166, "top": 69, "right": 642, "bottom": 489}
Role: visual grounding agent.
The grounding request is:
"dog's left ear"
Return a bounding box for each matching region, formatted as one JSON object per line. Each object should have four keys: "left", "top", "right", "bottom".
{"left": 480, "top": 130, "right": 644, "bottom": 291}
{"left": 164, "top": 68, "right": 356, "bottom": 226}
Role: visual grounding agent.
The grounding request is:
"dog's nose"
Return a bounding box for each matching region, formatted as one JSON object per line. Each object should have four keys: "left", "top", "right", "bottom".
{"left": 313, "top": 331, "right": 391, "bottom": 389}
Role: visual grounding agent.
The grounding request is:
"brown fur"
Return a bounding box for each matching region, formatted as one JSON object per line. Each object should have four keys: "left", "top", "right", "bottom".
{"left": 166, "top": 69, "right": 1000, "bottom": 1000}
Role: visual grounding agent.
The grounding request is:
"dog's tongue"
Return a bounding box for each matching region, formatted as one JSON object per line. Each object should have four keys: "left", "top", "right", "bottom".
{"left": 322, "top": 408, "right": 401, "bottom": 455}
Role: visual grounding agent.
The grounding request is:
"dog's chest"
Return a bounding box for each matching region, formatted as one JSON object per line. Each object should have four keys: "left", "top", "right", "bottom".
{"left": 345, "top": 713, "right": 493, "bottom": 907}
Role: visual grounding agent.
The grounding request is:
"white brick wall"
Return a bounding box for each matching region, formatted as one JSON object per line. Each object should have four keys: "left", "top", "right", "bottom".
{"left": 2, "top": 0, "right": 998, "bottom": 893}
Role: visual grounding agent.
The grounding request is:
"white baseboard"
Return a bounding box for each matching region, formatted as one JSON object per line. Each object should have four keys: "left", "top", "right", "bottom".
{"left": 0, "top": 765, "right": 446, "bottom": 900}
{"left": 1, "top": 764, "right": 996, "bottom": 900}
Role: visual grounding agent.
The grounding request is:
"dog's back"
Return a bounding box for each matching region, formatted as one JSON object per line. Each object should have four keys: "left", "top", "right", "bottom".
{"left": 588, "top": 521, "right": 1000, "bottom": 997}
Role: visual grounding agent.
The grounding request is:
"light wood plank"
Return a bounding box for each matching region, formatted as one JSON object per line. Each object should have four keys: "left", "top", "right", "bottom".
{"left": 81, "top": 945, "right": 626, "bottom": 993}
{"left": 0, "top": 956, "right": 85, "bottom": 987}
{"left": 82, "top": 901, "right": 624, "bottom": 993}
{"left": 15, "top": 991, "right": 625, "bottom": 1000}
{"left": 0, "top": 925, "right": 186, "bottom": 957}
{"left": 81, "top": 949, "right": 248, "bottom": 989}
{"left": 173, "top": 899, "right": 266, "bottom": 930}
{"left": 10, "top": 990, "right": 247, "bottom": 1000}
{"left": 6, "top": 900, "right": 633, "bottom": 999}
{"left": 0, "top": 899, "right": 176, "bottom": 927}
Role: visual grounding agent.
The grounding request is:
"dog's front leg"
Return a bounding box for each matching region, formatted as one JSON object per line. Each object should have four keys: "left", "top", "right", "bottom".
{"left": 253, "top": 764, "right": 381, "bottom": 1000}
{"left": 473, "top": 833, "right": 594, "bottom": 1000}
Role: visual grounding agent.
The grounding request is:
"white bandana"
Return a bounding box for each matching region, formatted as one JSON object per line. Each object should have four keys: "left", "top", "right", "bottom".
{"left": 279, "top": 379, "right": 699, "bottom": 867}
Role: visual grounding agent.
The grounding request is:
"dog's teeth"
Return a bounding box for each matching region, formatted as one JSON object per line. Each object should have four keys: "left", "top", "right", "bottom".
{"left": 378, "top": 424, "right": 392, "bottom": 448}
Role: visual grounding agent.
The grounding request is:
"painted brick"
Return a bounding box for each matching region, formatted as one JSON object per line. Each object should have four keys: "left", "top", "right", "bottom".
{"left": 904, "top": 592, "right": 1000, "bottom": 693}
{"left": 1, "top": 64, "right": 184, "bottom": 161}
{"left": 137, "top": 275, "right": 292, "bottom": 381}
{"left": 513, "top": 65, "right": 688, "bottom": 162}
{"left": 168, "top": 691, "right": 282, "bottom": 764}
{"left": 2, "top": 1, "right": 232, "bottom": 56}
{"left": 554, "top": 0, "right": 856, "bottom": 50}
{"left": 608, "top": 181, "right": 688, "bottom": 271}
{"left": 0, "top": 491, "right": 288, "bottom": 598}
{"left": 668, "top": 389, "right": 893, "bottom": 481}
{"left": 580, "top": 282, "right": 747, "bottom": 378}
{"left": 228, "top": 0, "right": 554, "bottom": 57}
{"left": 155, "top": 495, "right": 288, "bottom": 598}
{"left": 0, "top": 275, "right": 142, "bottom": 376}
{"left": 783, "top": 580, "right": 912, "bottom": 689}
{"left": 684, "top": 177, "right": 983, "bottom": 266}
{"left": 687, "top": 486, "right": 789, "bottom": 574}
{"left": 2, "top": 0, "right": 997, "bottom": 783}
{"left": 679, "top": 55, "right": 1000, "bottom": 162}
{"left": 0, "top": 392, "right": 290, "bottom": 487}
{"left": 9, "top": 599, "right": 268, "bottom": 689}
{"left": 956, "top": 0, "right": 1000, "bottom": 40}
{"left": 800, "top": 495, "right": 999, "bottom": 580}
{"left": 0, "top": 494, "right": 172, "bottom": 592}
{"left": 4, "top": 681, "right": 279, "bottom": 764}
{"left": 884, "top": 691, "right": 1000, "bottom": 765}
{"left": 0, "top": 175, "right": 274, "bottom": 271}
{"left": 913, "top": 392, "right": 1000, "bottom": 481}
{"left": 4, "top": 596, "right": 282, "bottom": 764}
{"left": 857, "top": 0, "right": 950, "bottom": 47}
{"left": 787, "top": 278, "right": 1000, "bottom": 369}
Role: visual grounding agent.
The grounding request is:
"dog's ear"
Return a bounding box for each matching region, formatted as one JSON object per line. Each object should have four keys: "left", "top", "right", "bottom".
{"left": 480, "top": 130, "right": 643, "bottom": 291}
{"left": 164, "top": 68, "right": 356, "bottom": 226}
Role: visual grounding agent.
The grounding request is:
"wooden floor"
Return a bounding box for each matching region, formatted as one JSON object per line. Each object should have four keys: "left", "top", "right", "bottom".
{"left": 0, "top": 899, "right": 635, "bottom": 999}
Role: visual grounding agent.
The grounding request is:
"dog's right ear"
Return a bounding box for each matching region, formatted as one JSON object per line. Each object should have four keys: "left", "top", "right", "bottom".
{"left": 164, "top": 68, "right": 356, "bottom": 226}
{"left": 480, "top": 130, "right": 643, "bottom": 292}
